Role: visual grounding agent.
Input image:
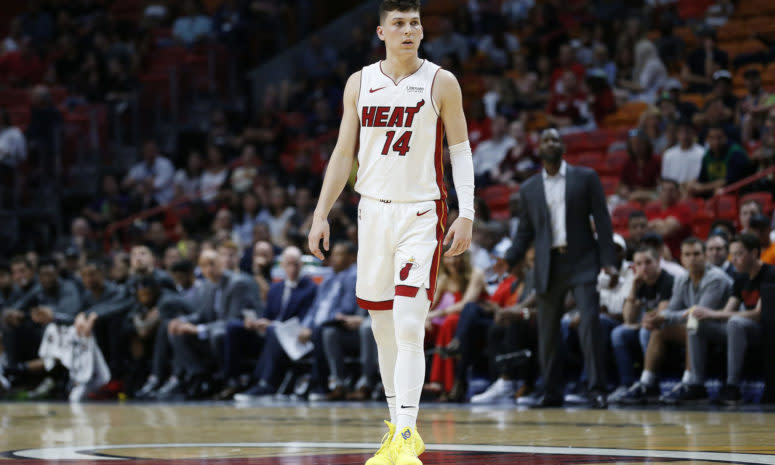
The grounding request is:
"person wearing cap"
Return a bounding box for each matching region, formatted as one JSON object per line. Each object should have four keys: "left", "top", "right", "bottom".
{"left": 711, "top": 70, "right": 738, "bottom": 113}
{"left": 747, "top": 213, "right": 775, "bottom": 265}
{"left": 682, "top": 28, "right": 729, "bottom": 94}
{"left": 661, "top": 119, "right": 705, "bottom": 187}
{"left": 688, "top": 124, "right": 754, "bottom": 197}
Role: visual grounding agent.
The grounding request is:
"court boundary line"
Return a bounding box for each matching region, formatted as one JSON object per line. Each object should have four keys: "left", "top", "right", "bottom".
{"left": 8, "top": 442, "right": 775, "bottom": 464}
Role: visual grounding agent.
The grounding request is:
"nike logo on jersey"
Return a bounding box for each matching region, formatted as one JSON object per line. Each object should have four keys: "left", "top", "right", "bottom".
{"left": 416, "top": 209, "right": 431, "bottom": 216}
{"left": 369, "top": 87, "right": 386, "bottom": 93}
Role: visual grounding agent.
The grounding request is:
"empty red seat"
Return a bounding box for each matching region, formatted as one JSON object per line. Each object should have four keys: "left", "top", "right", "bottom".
{"left": 480, "top": 185, "right": 510, "bottom": 211}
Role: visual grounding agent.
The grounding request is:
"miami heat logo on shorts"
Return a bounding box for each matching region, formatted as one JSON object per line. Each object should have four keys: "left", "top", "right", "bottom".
{"left": 399, "top": 261, "right": 414, "bottom": 281}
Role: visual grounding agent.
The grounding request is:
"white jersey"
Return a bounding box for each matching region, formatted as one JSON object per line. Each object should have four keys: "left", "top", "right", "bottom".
{"left": 354, "top": 60, "right": 446, "bottom": 203}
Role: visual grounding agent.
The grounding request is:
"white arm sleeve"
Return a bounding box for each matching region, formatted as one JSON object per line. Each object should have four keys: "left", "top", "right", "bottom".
{"left": 449, "top": 140, "right": 475, "bottom": 221}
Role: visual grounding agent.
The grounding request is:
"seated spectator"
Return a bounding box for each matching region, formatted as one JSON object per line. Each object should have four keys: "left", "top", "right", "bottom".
{"left": 660, "top": 120, "right": 704, "bottom": 187}
{"left": 163, "top": 249, "right": 262, "bottom": 399}
{"left": 229, "top": 144, "right": 260, "bottom": 194}
{"left": 229, "top": 247, "right": 316, "bottom": 399}
{"left": 608, "top": 246, "right": 673, "bottom": 402}
{"left": 546, "top": 70, "right": 594, "bottom": 133}
{"left": 76, "top": 259, "right": 135, "bottom": 391}
{"left": 169, "top": 259, "right": 202, "bottom": 303}
{"left": 0, "top": 260, "right": 17, "bottom": 308}
{"left": 739, "top": 199, "right": 763, "bottom": 234}
{"left": 681, "top": 28, "right": 728, "bottom": 94}
{"left": 625, "top": 210, "right": 649, "bottom": 260}
{"left": 472, "top": 115, "right": 516, "bottom": 187}
{"left": 740, "top": 68, "right": 772, "bottom": 145}
{"left": 122, "top": 140, "right": 175, "bottom": 205}
{"left": 82, "top": 175, "right": 129, "bottom": 229}
{"left": 217, "top": 241, "right": 241, "bottom": 274}
{"left": 200, "top": 144, "right": 229, "bottom": 203}
{"left": 585, "top": 68, "right": 616, "bottom": 126}
{"left": 682, "top": 233, "right": 771, "bottom": 405}
{"left": 550, "top": 43, "right": 586, "bottom": 95}
{"left": 234, "top": 192, "right": 262, "bottom": 247}
{"left": 706, "top": 233, "right": 736, "bottom": 277}
{"left": 612, "top": 238, "right": 732, "bottom": 404}
{"left": 616, "top": 40, "right": 667, "bottom": 104}
{"left": 470, "top": 248, "right": 538, "bottom": 403}
{"left": 301, "top": 242, "right": 359, "bottom": 401}
{"left": 688, "top": 125, "right": 754, "bottom": 197}
{"left": 694, "top": 98, "right": 737, "bottom": 143}
{"left": 56, "top": 217, "right": 97, "bottom": 257}
{"left": 646, "top": 178, "right": 692, "bottom": 259}
{"left": 173, "top": 151, "right": 204, "bottom": 199}
{"left": 172, "top": 0, "right": 213, "bottom": 46}
{"left": 748, "top": 214, "right": 775, "bottom": 265}
{"left": 619, "top": 130, "right": 661, "bottom": 203}
{"left": 3, "top": 258, "right": 81, "bottom": 397}
{"left": 476, "top": 21, "right": 519, "bottom": 70}
{"left": 493, "top": 121, "right": 539, "bottom": 185}
{"left": 424, "top": 252, "right": 487, "bottom": 401}
{"left": 258, "top": 186, "right": 296, "bottom": 247}
{"left": 131, "top": 277, "right": 196, "bottom": 399}
{"left": 0, "top": 106, "right": 26, "bottom": 167}
{"left": 711, "top": 70, "right": 738, "bottom": 116}
{"left": 639, "top": 106, "right": 672, "bottom": 156}
{"left": 126, "top": 245, "right": 177, "bottom": 294}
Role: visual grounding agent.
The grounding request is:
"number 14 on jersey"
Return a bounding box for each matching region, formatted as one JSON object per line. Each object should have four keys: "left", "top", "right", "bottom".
{"left": 381, "top": 131, "right": 412, "bottom": 156}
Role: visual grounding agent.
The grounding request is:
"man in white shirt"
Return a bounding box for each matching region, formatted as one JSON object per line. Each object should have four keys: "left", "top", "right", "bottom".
{"left": 660, "top": 120, "right": 705, "bottom": 186}
{"left": 473, "top": 115, "right": 516, "bottom": 186}
{"left": 123, "top": 140, "right": 175, "bottom": 204}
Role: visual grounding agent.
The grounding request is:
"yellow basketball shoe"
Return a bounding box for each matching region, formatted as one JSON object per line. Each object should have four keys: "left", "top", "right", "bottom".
{"left": 391, "top": 427, "right": 424, "bottom": 465}
{"left": 365, "top": 421, "right": 396, "bottom": 465}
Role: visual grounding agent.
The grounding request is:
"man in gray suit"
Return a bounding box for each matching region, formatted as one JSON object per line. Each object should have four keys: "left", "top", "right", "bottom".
{"left": 164, "top": 249, "right": 262, "bottom": 398}
{"left": 505, "top": 128, "right": 618, "bottom": 408}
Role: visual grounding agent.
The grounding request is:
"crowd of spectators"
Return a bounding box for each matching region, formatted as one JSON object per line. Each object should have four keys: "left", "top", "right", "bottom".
{"left": 1, "top": 0, "right": 775, "bottom": 406}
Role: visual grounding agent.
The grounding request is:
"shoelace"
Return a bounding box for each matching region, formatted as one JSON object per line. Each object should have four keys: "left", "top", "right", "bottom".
{"left": 374, "top": 431, "right": 392, "bottom": 455}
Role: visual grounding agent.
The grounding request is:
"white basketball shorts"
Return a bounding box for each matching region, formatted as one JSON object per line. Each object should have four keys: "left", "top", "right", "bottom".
{"left": 355, "top": 195, "right": 448, "bottom": 310}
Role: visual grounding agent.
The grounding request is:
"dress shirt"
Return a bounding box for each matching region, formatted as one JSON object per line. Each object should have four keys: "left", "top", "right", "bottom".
{"left": 542, "top": 161, "right": 567, "bottom": 248}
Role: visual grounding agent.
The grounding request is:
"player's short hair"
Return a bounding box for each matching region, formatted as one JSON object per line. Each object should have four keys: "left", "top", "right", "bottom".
{"left": 379, "top": 0, "right": 421, "bottom": 24}
{"left": 10, "top": 255, "right": 31, "bottom": 270}
{"left": 170, "top": 259, "right": 194, "bottom": 274}
{"left": 681, "top": 236, "right": 706, "bottom": 253}
{"left": 731, "top": 232, "right": 761, "bottom": 256}
{"left": 633, "top": 245, "right": 660, "bottom": 260}
{"left": 628, "top": 210, "right": 646, "bottom": 222}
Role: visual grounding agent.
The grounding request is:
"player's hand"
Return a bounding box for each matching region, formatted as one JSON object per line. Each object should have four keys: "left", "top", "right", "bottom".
{"left": 31, "top": 306, "right": 54, "bottom": 325}
{"left": 443, "top": 217, "right": 473, "bottom": 256}
{"left": 308, "top": 215, "right": 330, "bottom": 260}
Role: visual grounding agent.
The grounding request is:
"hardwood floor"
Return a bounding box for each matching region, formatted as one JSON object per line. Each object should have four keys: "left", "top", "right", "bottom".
{"left": 1, "top": 401, "right": 774, "bottom": 464}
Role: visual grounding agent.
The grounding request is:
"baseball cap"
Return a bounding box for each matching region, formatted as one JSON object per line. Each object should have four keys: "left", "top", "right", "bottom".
{"left": 492, "top": 238, "right": 513, "bottom": 260}
{"left": 713, "top": 70, "right": 732, "bottom": 81}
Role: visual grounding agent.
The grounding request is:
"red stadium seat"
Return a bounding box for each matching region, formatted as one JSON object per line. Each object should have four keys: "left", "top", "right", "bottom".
{"left": 612, "top": 202, "right": 640, "bottom": 229}
{"left": 577, "top": 152, "right": 605, "bottom": 168}
{"left": 710, "top": 195, "right": 738, "bottom": 221}
{"left": 605, "top": 150, "right": 628, "bottom": 175}
{"left": 644, "top": 200, "right": 662, "bottom": 217}
{"left": 600, "top": 176, "right": 618, "bottom": 196}
{"left": 480, "top": 185, "right": 510, "bottom": 211}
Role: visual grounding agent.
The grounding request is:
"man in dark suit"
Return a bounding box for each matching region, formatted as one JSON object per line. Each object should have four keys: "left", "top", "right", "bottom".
{"left": 230, "top": 246, "right": 317, "bottom": 400}
{"left": 505, "top": 128, "right": 618, "bottom": 408}
{"left": 161, "top": 249, "right": 262, "bottom": 398}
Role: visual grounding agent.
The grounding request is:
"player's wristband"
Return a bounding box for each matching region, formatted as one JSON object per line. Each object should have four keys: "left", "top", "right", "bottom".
{"left": 449, "top": 140, "right": 475, "bottom": 221}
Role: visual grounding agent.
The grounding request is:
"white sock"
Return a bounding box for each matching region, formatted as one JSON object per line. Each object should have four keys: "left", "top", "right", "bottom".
{"left": 682, "top": 370, "right": 692, "bottom": 384}
{"left": 369, "top": 310, "right": 398, "bottom": 425}
{"left": 392, "top": 292, "right": 429, "bottom": 437}
{"left": 640, "top": 370, "right": 656, "bottom": 386}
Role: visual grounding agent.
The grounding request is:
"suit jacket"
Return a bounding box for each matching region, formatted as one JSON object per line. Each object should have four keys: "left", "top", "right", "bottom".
{"left": 187, "top": 270, "right": 263, "bottom": 337}
{"left": 264, "top": 275, "right": 317, "bottom": 323}
{"left": 505, "top": 163, "right": 616, "bottom": 294}
{"left": 301, "top": 264, "right": 358, "bottom": 329}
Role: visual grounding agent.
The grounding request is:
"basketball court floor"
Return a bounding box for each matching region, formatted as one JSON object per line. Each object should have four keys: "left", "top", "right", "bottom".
{"left": 1, "top": 400, "right": 774, "bottom": 464}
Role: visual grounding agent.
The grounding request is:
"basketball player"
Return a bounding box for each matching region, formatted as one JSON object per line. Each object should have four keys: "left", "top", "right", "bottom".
{"left": 308, "top": 1, "right": 474, "bottom": 464}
